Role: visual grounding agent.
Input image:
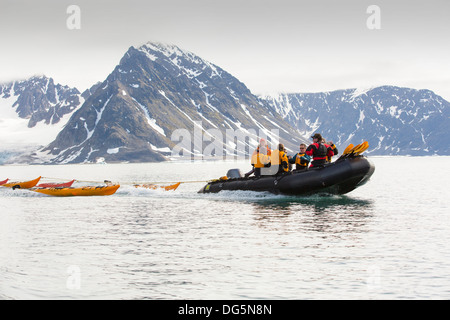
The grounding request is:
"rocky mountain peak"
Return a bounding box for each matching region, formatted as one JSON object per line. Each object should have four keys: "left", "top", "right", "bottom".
{"left": 40, "top": 42, "right": 302, "bottom": 164}
{"left": 0, "top": 75, "right": 84, "bottom": 163}
{"left": 0, "top": 75, "right": 82, "bottom": 128}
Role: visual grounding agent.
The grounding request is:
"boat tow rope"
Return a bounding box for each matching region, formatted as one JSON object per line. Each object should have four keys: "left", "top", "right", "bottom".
{"left": 40, "top": 176, "right": 208, "bottom": 185}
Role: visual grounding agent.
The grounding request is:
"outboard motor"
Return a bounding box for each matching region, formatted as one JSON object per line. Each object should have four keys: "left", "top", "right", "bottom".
{"left": 226, "top": 169, "right": 243, "bottom": 179}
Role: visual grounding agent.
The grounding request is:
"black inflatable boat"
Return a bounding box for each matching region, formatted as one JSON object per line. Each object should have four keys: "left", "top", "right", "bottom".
{"left": 199, "top": 156, "right": 375, "bottom": 196}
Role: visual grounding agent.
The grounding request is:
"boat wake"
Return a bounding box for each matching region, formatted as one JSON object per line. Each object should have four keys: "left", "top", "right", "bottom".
{"left": 0, "top": 188, "right": 43, "bottom": 198}
{"left": 1, "top": 183, "right": 371, "bottom": 209}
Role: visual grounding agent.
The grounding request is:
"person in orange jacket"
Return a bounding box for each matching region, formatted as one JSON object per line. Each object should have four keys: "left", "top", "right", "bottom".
{"left": 271, "top": 143, "right": 290, "bottom": 174}
{"left": 247, "top": 138, "right": 272, "bottom": 177}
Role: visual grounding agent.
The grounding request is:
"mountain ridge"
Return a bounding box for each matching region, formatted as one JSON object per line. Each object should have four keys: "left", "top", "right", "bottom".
{"left": 2, "top": 43, "right": 449, "bottom": 164}
{"left": 262, "top": 85, "right": 450, "bottom": 155}
{"left": 0, "top": 75, "right": 84, "bottom": 163}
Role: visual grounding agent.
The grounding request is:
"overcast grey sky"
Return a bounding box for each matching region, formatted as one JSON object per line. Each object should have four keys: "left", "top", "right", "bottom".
{"left": 1, "top": 0, "right": 449, "bottom": 100}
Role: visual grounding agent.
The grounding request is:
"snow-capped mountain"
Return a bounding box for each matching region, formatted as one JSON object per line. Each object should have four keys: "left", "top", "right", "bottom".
{"left": 0, "top": 76, "right": 83, "bottom": 163}
{"left": 41, "top": 42, "right": 303, "bottom": 164}
{"left": 263, "top": 86, "right": 450, "bottom": 155}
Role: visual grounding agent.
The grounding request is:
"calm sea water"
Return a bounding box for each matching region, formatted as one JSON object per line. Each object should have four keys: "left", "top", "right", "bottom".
{"left": 1, "top": 156, "right": 449, "bottom": 300}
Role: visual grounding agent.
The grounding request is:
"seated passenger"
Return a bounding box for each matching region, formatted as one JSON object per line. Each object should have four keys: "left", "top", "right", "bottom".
{"left": 289, "top": 143, "right": 311, "bottom": 171}
{"left": 306, "top": 133, "right": 335, "bottom": 168}
{"left": 326, "top": 140, "right": 338, "bottom": 162}
{"left": 271, "top": 143, "right": 289, "bottom": 174}
{"left": 248, "top": 138, "right": 272, "bottom": 177}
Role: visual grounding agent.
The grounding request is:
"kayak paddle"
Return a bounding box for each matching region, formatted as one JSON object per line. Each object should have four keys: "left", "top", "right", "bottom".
{"left": 342, "top": 144, "right": 354, "bottom": 155}
{"left": 354, "top": 141, "right": 369, "bottom": 155}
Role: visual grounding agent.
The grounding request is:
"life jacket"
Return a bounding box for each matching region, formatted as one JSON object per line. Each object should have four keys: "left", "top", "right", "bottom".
{"left": 308, "top": 142, "right": 328, "bottom": 160}
{"left": 251, "top": 146, "right": 272, "bottom": 168}
{"left": 280, "top": 151, "right": 289, "bottom": 172}
{"left": 271, "top": 149, "right": 289, "bottom": 173}
{"left": 295, "top": 153, "right": 310, "bottom": 168}
{"left": 326, "top": 144, "right": 338, "bottom": 162}
{"left": 306, "top": 142, "right": 335, "bottom": 167}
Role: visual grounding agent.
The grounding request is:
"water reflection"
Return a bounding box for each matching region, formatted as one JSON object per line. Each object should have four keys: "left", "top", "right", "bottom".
{"left": 250, "top": 195, "right": 374, "bottom": 235}
{"left": 251, "top": 194, "right": 373, "bottom": 211}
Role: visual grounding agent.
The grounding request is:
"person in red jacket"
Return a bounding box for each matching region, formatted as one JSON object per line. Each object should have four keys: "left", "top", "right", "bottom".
{"left": 306, "top": 133, "right": 335, "bottom": 167}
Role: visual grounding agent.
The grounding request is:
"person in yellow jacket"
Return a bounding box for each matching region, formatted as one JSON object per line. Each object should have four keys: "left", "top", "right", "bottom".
{"left": 289, "top": 143, "right": 311, "bottom": 171}
{"left": 248, "top": 138, "right": 272, "bottom": 177}
{"left": 271, "top": 143, "right": 290, "bottom": 174}
{"left": 326, "top": 140, "right": 339, "bottom": 162}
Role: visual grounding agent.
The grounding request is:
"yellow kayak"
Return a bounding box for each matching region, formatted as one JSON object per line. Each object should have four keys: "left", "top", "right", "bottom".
{"left": 33, "top": 184, "right": 120, "bottom": 197}
{"left": 2, "top": 177, "right": 41, "bottom": 189}
{"left": 134, "top": 182, "right": 181, "bottom": 191}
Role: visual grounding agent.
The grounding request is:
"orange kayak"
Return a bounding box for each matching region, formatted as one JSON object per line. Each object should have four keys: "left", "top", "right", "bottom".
{"left": 2, "top": 177, "right": 41, "bottom": 189}
{"left": 134, "top": 182, "right": 181, "bottom": 191}
{"left": 33, "top": 184, "right": 120, "bottom": 197}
